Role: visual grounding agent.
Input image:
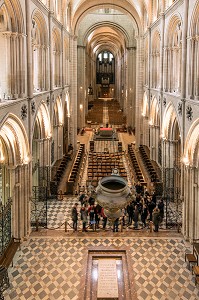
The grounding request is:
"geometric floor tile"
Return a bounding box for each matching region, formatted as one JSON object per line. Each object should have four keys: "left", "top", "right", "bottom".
{"left": 4, "top": 237, "right": 199, "bottom": 299}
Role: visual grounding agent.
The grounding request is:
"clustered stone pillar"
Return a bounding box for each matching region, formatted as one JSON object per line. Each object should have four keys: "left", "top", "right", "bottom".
{"left": 70, "top": 36, "right": 78, "bottom": 151}
{"left": 77, "top": 45, "right": 86, "bottom": 129}
{"left": 135, "top": 36, "right": 144, "bottom": 149}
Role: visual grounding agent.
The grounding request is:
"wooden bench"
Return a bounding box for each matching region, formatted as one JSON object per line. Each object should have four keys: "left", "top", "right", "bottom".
{"left": 185, "top": 248, "right": 198, "bottom": 270}
{"left": 0, "top": 237, "right": 21, "bottom": 268}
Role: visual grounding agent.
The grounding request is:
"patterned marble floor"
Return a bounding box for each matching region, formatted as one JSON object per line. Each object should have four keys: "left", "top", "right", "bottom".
{"left": 5, "top": 198, "right": 196, "bottom": 299}
{"left": 4, "top": 236, "right": 199, "bottom": 300}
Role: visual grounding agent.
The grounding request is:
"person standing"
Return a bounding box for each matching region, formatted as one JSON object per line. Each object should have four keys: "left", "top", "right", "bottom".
{"left": 71, "top": 203, "right": 78, "bottom": 231}
{"left": 141, "top": 204, "right": 148, "bottom": 228}
{"left": 113, "top": 218, "right": 119, "bottom": 232}
{"left": 158, "top": 199, "right": 164, "bottom": 223}
{"left": 81, "top": 206, "right": 88, "bottom": 232}
{"left": 152, "top": 207, "right": 160, "bottom": 232}
{"left": 135, "top": 181, "right": 144, "bottom": 196}
{"left": 101, "top": 207, "right": 107, "bottom": 229}
{"left": 133, "top": 205, "right": 139, "bottom": 229}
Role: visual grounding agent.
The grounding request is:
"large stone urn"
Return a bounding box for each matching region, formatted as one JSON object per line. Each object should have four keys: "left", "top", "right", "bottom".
{"left": 95, "top": 173, "right": 133, "bottom": 223}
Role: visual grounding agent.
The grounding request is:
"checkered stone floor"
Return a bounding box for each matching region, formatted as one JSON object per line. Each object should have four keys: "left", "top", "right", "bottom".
{"left": 32, "top": 197, "right": 181, "bottom": 232}
{"left": 4, "top": 237, "right": 199, "bottom": 299}
{"left": 46, "top": 198, "right": 78, "bottom": 230}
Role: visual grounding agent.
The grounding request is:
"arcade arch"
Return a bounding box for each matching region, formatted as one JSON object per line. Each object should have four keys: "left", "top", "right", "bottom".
{"left": 32, "top": 102, "right": 51, "bottom": 187}
{"left": 183, "top": 119, "right": 199, "bottom": 240}
{"left": 162, "top": 103, "right": 182, "bottom": 206}
{"left": 0, "top": 114, "right": 30, "bottom": 238}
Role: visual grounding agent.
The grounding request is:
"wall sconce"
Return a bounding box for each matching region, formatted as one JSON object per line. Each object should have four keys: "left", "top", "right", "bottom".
{"left": 0, "top": 155, "right": 5, "bottom": 163}
{"left": 149, "top": 120, "right": 153, "bottom": 126}
{"left": 142, "top": 112, "right": 145, "bottom": 117}
{"left": 23, "top": 156, "right": 30, "bottom": 165}
{"left": 80, "top": 104, "right": 83, "bottom": 110}
{"left": 182, "top": 156, "right": 189, "bottom": 166}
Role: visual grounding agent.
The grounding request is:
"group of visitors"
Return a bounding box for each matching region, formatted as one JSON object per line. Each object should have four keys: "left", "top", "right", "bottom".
{"left": 71, "top": 182, "right": 164, "bottom": 233}
{"left": 71, "top": 193, "right": 107, "bottom": 232}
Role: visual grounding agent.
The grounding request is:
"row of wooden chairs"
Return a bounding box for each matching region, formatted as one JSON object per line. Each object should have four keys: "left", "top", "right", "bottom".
{"left": 89, "top": 152, "right": 123, "bottom": 159}
{"left": 87, "top": 152, "right": 127, "bottom": 181}
{"left": 52, "top": 154, "right": 71, "bottom": 183}
{"left": 139, "top": 145, "right": 159, "bottom": 182}
{"left": 128, "top": 144, "right": 145, "bottom": 184}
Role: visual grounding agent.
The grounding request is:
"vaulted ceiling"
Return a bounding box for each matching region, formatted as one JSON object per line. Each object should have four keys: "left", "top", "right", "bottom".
{"left": 70, "top": 0, "right": 145, "bottom": 59}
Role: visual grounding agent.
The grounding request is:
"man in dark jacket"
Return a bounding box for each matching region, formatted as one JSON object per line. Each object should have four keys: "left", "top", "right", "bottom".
{"left": 158, "top": 199, "right": 164, "bottom": 223}
{"left": 71, "top": 203, "right": 78, "bottom": 231}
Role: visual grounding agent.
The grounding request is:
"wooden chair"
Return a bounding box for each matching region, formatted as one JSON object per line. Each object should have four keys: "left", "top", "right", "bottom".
{"left": 185, "top": 248, "right": 197, "bottom": 269}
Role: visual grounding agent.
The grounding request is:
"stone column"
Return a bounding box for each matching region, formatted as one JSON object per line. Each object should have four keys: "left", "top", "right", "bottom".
{"left": 194, "top": 37, "right": 199, "bottom": 99}
{"left": 135, "top": 36, "right": 144, "bottom": 148}
{"left": 77, "top": 45, "right": 86, "bottom": 128}
{"left": 126, "top": 47, "right": 136, "bottom": 127}
{"left": 163, "top": 47, "right": 168, "bottom": 91}
{"left": 4, "top": 33, "right": 12, "bottom": 97}
{"left": 180, "top": 0, "right": 189, "bottom": 218}
{"left": 25, "top": 0, "right": 33, "bottom": 99}
{"left": 159, "top": 11, "right": 165, "bottom": 130}
{"left": 70, "top": 36, "right": 78, "bottom": 151}
{"left": 19, "top": 34, "right": 25, "bottom": 97}
{"left": 49, "top": 11, "right": 53, "bottom": 92}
